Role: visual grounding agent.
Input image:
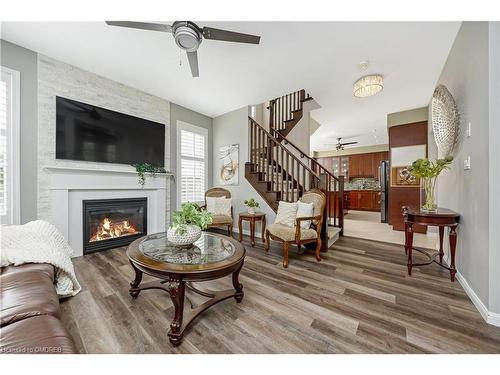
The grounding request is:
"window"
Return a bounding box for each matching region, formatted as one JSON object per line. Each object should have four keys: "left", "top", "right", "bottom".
{"left": 0, "top": 67, "right": 20, "bottom": 225}
{"left": 177, "top": 121, "right": 208, "bottom": 207}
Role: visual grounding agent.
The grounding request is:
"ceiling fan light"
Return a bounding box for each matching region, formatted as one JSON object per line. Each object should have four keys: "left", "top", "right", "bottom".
{"left": 173, "top": 24, "right": 202, "bottom": 52}
{"left": 353, "top": 74, "right": 384, "bottom": 98}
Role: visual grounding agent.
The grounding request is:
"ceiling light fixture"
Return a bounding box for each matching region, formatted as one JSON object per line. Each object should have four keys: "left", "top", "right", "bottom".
{"left": 353, "top": 74, "right": 384, "bottom": 98}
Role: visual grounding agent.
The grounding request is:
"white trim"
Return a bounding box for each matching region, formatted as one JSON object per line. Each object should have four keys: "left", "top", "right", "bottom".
{"left": 441, "top": 251, "right": 500, "bottom": 327}
{"left": 44, "top": 165, "right": 175, "bottom": 177}
{"left": 0, "top": 66, "right": 21, "bottom": 224}
{"left": 488, "top": 20, "right": 500, "bottom": 326}
{"left": 455, "top": 271, "right": 500, "bottom": 327}
{"left": 176, "top": 120, "right": 209, "bottom": 209}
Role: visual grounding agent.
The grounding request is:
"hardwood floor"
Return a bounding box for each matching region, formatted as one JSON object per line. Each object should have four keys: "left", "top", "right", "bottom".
{"left": 60, "top": 234, "right": 500, "bottom": 354}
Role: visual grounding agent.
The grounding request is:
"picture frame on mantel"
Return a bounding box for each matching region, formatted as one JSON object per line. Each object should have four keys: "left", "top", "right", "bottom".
{"left": 219, "top": 144, "right": 239, "bottom": 185}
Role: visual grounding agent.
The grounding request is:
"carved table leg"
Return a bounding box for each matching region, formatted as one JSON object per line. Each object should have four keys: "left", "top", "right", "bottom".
{"left": 439, "top": 226, "right": 445, "bottom": 263}
{"left": 238, "top": 217, "right": 243, "bottom": 242}
{"left": 404, "top": 221, "right": 409, "bottom": 255}
{"left": 449, "top": 226, "right": 457, "bottom": 282}
{"left": 406, "top": 222, "right": 414, "bottom": 276}
{"left": 232, "top": 261, "right": 244, "bottom": 303}
{"left": 129, "top": 261, "right": 143, "bottom": 299}
{"left": 261, "top": 216, "right": 266, "bottom": 242}
{"left": 250, "top": 219, "right": 256, "bottom": 247}
{"left": 167, "top": 279, "right": 186, "bottom": 347}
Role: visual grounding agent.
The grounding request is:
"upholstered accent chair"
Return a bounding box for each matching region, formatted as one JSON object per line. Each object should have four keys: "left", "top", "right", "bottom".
{"left": 264, "top": 188, "right": 326, "bottom": 268}
{"left": 202, "top": 187, "right": 233, "bottom": 236}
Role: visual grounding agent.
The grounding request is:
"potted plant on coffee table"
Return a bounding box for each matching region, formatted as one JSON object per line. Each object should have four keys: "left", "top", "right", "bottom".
{"left": 167, "top": 202, "right": 213, "bottom": 246}
{"left": 244, "top": 198, "right": 260, "bottom": 214}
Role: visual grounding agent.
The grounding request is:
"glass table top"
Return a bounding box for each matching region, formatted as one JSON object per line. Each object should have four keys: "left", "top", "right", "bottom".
{"left": 139, "top": 232, "right": 236, "bottom": 265}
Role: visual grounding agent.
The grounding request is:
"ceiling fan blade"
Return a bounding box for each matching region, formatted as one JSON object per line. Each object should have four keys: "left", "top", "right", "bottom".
{"left": 105, "top": 21, "right": 172, "bottom": 33}
{"left": 186, "top": 51, "right": 199, "bottom": 77}
{"left": 202, "top": 27, "right": 260, "bottom": 44}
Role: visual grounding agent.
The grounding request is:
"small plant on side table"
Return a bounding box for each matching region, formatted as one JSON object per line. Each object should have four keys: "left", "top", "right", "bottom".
{"left": 132, "top": 163, "right": 167, "bottom": 186}
{"left": 168, "top": 202, "right": 213, "bottom": 246}
{"left": 408, "top": 156, "right": 453, "bottom": 212}
{"left": 244, "top": 198, "right": 260, "bottom": 214}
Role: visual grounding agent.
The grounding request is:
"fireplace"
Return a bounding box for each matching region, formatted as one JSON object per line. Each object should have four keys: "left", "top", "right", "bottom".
{"left": 83, "top": 198, "right": 147, "bottom": 254}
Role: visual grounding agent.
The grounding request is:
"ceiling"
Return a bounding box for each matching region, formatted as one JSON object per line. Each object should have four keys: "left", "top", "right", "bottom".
{"left": 1, "top": 21, "right": 460, "bottom": 150}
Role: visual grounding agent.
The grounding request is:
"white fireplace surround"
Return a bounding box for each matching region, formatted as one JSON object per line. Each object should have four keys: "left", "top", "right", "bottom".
{"left": 45, "top": 166, "right": 169, "bottom": 257}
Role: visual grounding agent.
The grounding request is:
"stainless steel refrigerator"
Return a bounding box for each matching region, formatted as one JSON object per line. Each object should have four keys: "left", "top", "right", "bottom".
{"left": 380, "top": 160, "right": 390, "bottom": 223}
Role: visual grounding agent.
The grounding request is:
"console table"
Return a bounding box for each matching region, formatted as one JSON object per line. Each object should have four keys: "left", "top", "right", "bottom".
{"left": 403, "top": 206, "right": 460, "bottom": 281}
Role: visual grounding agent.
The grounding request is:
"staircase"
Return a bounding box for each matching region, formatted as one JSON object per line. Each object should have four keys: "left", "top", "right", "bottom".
{"left": 245, "top": 110, "right": 344, "bottom": 250}
{"left": 268, "top": 89, "right": 312, "bottom": 138}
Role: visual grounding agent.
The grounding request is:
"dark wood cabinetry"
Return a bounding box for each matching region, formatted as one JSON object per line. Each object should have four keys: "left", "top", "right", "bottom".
{"left": 342, "top": 151, "right": 388, "bottom": 179}
{"left": 348, "top": 190, "right": 381, "bottom": 211}
{"left": 316, "top": 151, "right": 388, "bottom": 181}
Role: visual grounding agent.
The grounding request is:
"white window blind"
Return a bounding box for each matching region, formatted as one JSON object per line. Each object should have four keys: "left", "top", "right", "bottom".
{"left": 0, "top": 67, "right": 20, "bottom": 225}
{"left": 0, "top": 79, "right": 7, "bottom": 217}
{"left": 179, "top": 126, "right": 207, "bottom": 205}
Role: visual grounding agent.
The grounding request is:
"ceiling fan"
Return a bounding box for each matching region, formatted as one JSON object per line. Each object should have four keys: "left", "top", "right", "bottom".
{"left": 326, "top": 137, "right": 359, "bottom": 151}
{"left": 105, "top": 21, "right": 261, "bottom": 77}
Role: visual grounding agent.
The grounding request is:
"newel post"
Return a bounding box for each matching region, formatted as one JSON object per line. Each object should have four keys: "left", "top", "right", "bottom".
{"left": 338, "top": 175, "right": 344, "bottom": 236}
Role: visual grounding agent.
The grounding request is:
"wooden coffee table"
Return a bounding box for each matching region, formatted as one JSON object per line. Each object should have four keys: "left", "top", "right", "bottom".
{"left": 126, "top": 231, "right": 245, "bottom": 346}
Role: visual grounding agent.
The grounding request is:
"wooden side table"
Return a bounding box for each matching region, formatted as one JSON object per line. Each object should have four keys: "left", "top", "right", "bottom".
{"left": 238, "top": 212, "right": 266, "bottom": 247}
{"left": 403, "top": 206, "right": 460, "bottom": 281}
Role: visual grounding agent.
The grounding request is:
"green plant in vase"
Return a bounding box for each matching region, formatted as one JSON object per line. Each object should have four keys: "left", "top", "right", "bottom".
{"left": 408, "top": 156, "right": 453, "bottom": 212}
{"left": 244, "top": 198, "right": 260, "bottom": 214}
{"left": 167, "top": 202, "right": 213, "bottom": 246}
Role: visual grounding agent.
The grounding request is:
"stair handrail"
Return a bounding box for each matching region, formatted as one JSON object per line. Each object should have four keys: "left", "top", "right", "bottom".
{"left": 269, "top": 127, "right": 338, "bottom": 181}
{"left": 268, "top": 89, "right": 307, "bottom": 132}
{"left": 249, "top": 117, "right": 321, "bottom": 180}
{"left": 269, "top": 126, "right": 344, "bottom": 233}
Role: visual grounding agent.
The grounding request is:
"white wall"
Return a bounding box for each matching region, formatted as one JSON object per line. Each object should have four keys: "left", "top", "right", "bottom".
{"left": 212, "top": 106, "right": 276, "bottom": 237}
{"left": 37, "top": 54, "right": 171, "bottom": 223}
{"left": 431, "top": 21, "right": 500, "bottom": 324}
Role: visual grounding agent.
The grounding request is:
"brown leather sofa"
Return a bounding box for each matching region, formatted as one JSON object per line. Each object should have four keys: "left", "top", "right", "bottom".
{"left": 0, "top": 263, "right": 76, "bottom": 354}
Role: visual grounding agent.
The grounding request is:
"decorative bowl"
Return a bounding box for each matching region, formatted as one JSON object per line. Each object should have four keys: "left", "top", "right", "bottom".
{"left": 167, "top": 224, "right": 202, "bottom": 247}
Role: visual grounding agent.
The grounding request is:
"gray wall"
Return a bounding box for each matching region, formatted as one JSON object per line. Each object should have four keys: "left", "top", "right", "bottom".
{"left": 212, "top": 106, "right": 276, "bottom": 236}
{"left": 431, "top": 22, "right": 495, "bottom": 312}
{"left": 487, "top": 22, "right": 500, "bottom": 317}
{"left": 0, "top": 40, "right": 38, "bottom": 223}
{"left": 170, "top": 103, "right": 213, "bottom": 210}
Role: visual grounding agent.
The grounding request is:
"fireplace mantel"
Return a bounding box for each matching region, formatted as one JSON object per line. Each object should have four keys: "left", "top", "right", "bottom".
{"left": 46, "top": 165, "right": 168, "bottom": 257}
{"left": 44, "top": 165, "right": 175, "bottom": 177}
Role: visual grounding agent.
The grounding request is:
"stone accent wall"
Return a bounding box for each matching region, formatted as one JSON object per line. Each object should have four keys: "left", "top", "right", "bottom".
{"left": 37, "top": 54, "right": 171, "bottom": 222}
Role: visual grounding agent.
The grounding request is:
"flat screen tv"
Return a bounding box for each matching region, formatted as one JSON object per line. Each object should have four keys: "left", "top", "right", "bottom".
{"left": 56, "top": 96, "right": 165, "bottom": 166}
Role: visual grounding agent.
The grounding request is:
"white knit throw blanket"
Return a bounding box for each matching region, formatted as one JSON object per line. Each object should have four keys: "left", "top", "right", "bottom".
{"left": 1, "top": 220, "right": 81, "bottom": 297}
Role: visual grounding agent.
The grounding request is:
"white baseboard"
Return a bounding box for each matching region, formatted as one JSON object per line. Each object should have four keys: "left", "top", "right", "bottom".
{"left": 455, "top": 271, "right": 500, "bottom": 326}
{"left": 431, "top": 253, "right": 500, "bottom": 327}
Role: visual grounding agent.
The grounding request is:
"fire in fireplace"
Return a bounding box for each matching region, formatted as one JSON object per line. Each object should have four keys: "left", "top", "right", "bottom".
{"left": 83, "top": 198, "right": 147, "bottom": 254}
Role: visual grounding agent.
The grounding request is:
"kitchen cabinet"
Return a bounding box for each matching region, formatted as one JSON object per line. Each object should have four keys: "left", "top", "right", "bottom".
{"left": 328, "top": 191, "right": 349, "bottom": 218}
{"left": 316, "top": 157, "right": 333, "bottom": 173}
{"left": 349, "top": 153, "right": 375, "bottom": 177}
{"left": 347, "top": 190, "right": 381, "bottom": 211}
{"left": 348, "top": 152, "right": 388, "bottom": 180}
{"left": 316, "top": 151, "right": 388, "bottom": 180}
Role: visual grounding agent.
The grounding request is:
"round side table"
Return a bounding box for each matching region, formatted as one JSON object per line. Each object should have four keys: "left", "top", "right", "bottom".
{"left": 238, "top": 212, "right": 266, "bottom": 247}
{"left": 403, "top": 206, "right": 460, "bottom": 281}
